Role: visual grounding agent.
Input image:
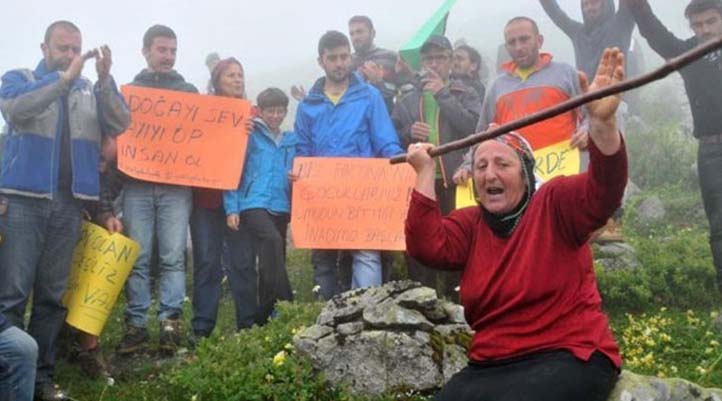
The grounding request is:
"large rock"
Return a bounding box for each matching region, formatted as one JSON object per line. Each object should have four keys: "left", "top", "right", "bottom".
{"left": 294, "top": 281, "right": 472, "bottom": 396}
{"left": 595, "top": 242, "right": 640, "bottom": 272}
{"left": 609, "top": 371, "right": 722, "bottom": 401}
{"left": 636, "top": 196, "right": 667, "bottom": 225}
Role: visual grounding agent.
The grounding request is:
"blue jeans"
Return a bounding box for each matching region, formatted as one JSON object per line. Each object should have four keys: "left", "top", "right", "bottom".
{"left": 698, "top": 142, "right": 722, "bottom": 292}
{"left": 0, "top": 193, "right": 82, "bottom": 386}
{"left": 225, "top": 227, "right": 257, "bottom": 329}
{"left": 0, "top": 326, "right": 38, "bottom": 401}
{"left": 312, "top": 249, "right": 381, "bottom": 300}
{"left": 123, "top": 182, "right": 192, "bottom": 327}
{"left": 189, "top": 206, "right": 225, "bottom": 336}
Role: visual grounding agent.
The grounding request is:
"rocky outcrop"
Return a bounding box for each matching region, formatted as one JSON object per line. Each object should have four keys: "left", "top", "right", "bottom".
{"left": 293, "top": 281, "right": 470, "bottom": 396}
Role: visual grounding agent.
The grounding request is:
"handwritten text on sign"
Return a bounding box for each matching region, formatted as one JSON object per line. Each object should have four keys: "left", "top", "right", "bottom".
{"left": 291, "top": 158, "right": 416, "bottom": 251}
{"left": 534, "top": 140, "right": 581, "bottom": 183}
{"left": 63, "top": 222, "right": 140, "bottom": 336}
{"left": 117, "top": 86, "right": 251, "bottom": 189}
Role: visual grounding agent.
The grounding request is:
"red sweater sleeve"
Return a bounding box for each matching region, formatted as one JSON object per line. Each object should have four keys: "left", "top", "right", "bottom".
{"left": 405, "top": 191, "right": 476, "bottom": 270}
{"left": 550, "top": 137, "right": 628, "bottom": 246}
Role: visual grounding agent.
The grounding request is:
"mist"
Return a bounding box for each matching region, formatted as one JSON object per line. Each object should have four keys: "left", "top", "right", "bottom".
{"left": 0, "top": 0, "right": 694, "bottom": 101}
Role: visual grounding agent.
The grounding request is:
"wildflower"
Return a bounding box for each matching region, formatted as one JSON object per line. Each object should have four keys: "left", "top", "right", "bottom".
{"left": 284, "top": 343, "right": 294, "bottom": 351}
{"left": 711, "top": 340, "right": 720, "bottom": 347}
{"left": 706, "top": 347, "right": 714, "bottom": 355}
{"left": 312, "top": 285, "right": 321, "bottom": 294}
{"left": 106, "top": 377, "right": 115, "bottom": 387}
{"left": 191, "top": 396, "right": 198, "bottom": 401}
{"left": 273, "top": 350, "right": 287, "bottom": 366}
{"left": 711, "top": 311, "right": 720, "bottom": 320}
{"left": 265, "top": 373, "right": 274, "bottom": 382}
{"left": 696, "top": 366, "right": 708, "bottom": 375}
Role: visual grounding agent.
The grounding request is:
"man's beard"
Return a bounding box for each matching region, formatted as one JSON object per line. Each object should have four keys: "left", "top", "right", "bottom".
{"left": 327, "top": 70, "right": 350, "bottom": 83}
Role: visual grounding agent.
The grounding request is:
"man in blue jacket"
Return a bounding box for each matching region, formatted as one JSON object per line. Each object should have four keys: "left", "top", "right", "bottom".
{"left": 0, "top": 312, "right": 37, "bottom": 401}
{"left": 0, "top": 20, "right": 129, "bottom": 400}
{"left": 295, "top": 30, "right": 404, "bottom": 300}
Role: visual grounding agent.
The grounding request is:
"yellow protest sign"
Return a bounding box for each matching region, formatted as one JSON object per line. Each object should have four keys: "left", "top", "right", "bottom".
{"left": 533, "top": 140, "right": 581, "bottom": 182}
{"left": 455, "top": 179, "right": 477, "bottom": 209}
{"left": 64, "top": 222, "right": 140, "bottom": 336}
{"left": 291, "top": 157, "right": 416, "bottom": 251}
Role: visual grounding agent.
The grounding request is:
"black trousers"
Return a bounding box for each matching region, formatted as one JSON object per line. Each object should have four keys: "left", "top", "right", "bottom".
{"left": 238, "top": 209, "right": 292, "bottom": 324}
{"left": 435, "top": 351, "right": 618, "bottom": 401}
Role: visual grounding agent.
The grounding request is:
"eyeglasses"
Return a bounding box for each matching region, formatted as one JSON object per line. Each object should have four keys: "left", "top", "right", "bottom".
{"left": 421, "top": 54, "right": 450, "bottom": 64}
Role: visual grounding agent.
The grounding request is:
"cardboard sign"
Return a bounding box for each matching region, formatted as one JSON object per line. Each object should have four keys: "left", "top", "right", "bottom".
{"left": 534, "top": 139, "right": 581, "bottom": 182}
{"left": 291, "top": 158, "right": 416, "bottom": 251}
{"left": 117, "top": 86, "right": 251, "bottom": 190}
{"left": 455, "top": 179, "right": 477, "bottom": 209}
{"left": 64, "top": 222, "right": 140, "bottom": 336}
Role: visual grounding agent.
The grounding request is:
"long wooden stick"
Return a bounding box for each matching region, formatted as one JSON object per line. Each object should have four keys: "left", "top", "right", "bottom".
{"left": 389, "top": 37, "right": 722, "bottom": 165}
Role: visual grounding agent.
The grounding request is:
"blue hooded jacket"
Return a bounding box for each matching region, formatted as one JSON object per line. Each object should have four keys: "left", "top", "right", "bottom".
{"left": 224, "top": 119, "right": 297, "bottom": 215}
{"left": 0, "top": 60, "right": 130, "bottom": 200}
{"left": 294, "top": 73, "right": 403, "bottom": 158}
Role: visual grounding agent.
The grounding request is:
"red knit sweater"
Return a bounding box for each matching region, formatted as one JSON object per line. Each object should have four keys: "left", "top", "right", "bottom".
{"left": 405, "top": 140, "right": 627, "bottom": 368}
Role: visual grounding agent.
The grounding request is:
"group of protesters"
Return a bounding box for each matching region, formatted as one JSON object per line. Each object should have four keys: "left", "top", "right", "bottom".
{"left": 1, "top": 0, "right": 722, "bottom": 400}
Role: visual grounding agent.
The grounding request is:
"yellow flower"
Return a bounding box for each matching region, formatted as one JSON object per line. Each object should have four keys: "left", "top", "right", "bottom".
{"left": 273, "top": 350, "right": 287, "bottom": 366}
{"left": 711, "top": 340, "right": 720, "bottom": 347}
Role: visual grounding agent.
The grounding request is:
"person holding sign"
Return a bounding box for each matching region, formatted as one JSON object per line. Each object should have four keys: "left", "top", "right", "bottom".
{"left": 0, "top": 20, "right": 130, "bottom": 400}
{"left": 405, "top": 47, "right": 626, "bottom": 401}
{"left": 225, "top": 87, "right": 296, "bottom": 326}
{"left": 190, "top": 57, "right": 256, "bottom": 336}
{"left": 116, "top": 24, "right": 199, "bottom": 356}
{"left": 295, "top": 31, "right": 404, "bottom": 300}
{"left": 453, "top": 16, "right": 586, "bottom": 185}
{"left": 392, "top": 34, "right": 480, "bottom": 298}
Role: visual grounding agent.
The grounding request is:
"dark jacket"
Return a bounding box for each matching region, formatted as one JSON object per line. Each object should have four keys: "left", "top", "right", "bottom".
{"left": 631, "top": 0, "right": 722, "bottom": 138}
{"left": 352, "top": 46, "right": 402, "bottom": 111}
{"left": 451, "top": 74, "right": 486, "bottom": 104}
{"left": 0, "top": 313, "right": 9, "bottom": 333}
{"left": 391, "top": 79, "right": 481, "bottom": 184}
{"left": 541, "top": 0, "right": 635, "bottom": 79}
{"left": 98, "top": 69, "right": 199, "bottom": 214}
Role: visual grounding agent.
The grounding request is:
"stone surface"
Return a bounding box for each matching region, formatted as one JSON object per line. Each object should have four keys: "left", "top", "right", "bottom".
{"left": 609, "top": 371, "right": 722, "bottom": 401}
{"left": 294, "top": 281, "right": 470, "bottom": 396}
{"left": 636, "top": 196, "right": 667, "bottom": 224}
{"left": 595, "top": 242, "right": 640, "bottom": 271}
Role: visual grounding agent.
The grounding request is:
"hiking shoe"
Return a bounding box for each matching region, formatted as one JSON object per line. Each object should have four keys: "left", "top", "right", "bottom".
{"left": 76, "top": 346, "right": 110, "bottom": 379}
{"left": 34, "top": 382, "right": 69, "bottom": 401}
{"left": 116, "top": 324, "right": 149, "bottom": 355}
{"left": 159, "top": 318, "right": 183, "bottom": 354}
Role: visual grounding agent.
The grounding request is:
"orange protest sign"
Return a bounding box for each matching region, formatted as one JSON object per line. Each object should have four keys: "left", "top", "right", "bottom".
{"left": 291, "top": 158, "right": 416, "bottom": 251}
{"left": 117, "top": 86, "right": 252, "bottom": 190}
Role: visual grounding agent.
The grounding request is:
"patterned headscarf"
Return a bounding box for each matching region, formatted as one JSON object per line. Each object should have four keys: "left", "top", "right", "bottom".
{"left": 476, "top": 132, "right": 537, "bottom": 237}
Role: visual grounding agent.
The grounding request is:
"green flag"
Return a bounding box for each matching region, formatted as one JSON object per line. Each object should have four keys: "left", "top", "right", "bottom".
{"left": 399, "top": 0, "right": 458, "bottom": 71}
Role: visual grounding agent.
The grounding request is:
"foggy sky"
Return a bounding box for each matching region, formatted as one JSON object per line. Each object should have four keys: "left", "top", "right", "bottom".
{"left": 0, "top": 1, "right": 693, "bottom": 99}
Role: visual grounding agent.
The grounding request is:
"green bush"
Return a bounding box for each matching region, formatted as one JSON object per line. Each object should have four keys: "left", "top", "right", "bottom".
{"left": 612, "top": 308, "right": 722, "bottom": 388}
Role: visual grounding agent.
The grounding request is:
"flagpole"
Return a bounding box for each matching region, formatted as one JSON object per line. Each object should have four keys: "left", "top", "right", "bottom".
{"left": 389, "top": 37, "right": 722, "bottom": 165}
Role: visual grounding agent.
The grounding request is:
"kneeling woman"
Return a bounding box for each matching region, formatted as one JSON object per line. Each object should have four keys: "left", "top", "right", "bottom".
{"left": 405, "top": 48, "right": 626, "bottom": 401}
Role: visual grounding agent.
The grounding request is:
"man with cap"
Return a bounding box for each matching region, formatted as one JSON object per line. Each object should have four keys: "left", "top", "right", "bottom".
{"left": 392, "top": 34, "right": 480, "bottom": 296}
